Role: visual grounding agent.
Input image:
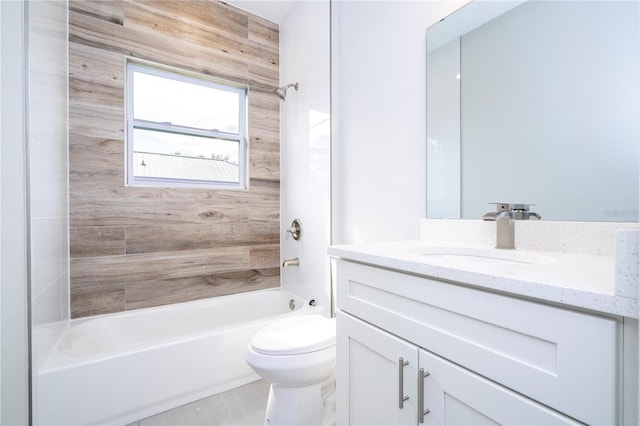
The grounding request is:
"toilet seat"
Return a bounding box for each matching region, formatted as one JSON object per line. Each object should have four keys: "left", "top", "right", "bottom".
{"left": 250, "top": 315, "right": 336, "bottom": 356}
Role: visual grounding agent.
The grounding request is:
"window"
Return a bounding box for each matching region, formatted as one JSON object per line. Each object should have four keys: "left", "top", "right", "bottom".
{"left": 126, "top": 62, "right": 247, "bottom": 189}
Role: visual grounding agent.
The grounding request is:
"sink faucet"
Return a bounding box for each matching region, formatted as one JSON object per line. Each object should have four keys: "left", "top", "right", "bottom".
{"left": 482, "top": 203, "right": 541, "bottom": 250}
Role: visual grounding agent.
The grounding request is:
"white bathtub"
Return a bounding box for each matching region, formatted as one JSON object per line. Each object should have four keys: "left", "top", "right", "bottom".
{"left": 36, "top": 289, "right": 322, "bottom": 426}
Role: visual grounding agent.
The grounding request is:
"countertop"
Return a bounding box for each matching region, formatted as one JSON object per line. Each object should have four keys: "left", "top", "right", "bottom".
{"left": 328, "top": 240, "right": 638, "bottom": 318}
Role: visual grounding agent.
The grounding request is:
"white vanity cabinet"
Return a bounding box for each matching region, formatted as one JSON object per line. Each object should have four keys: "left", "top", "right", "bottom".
{"left": 338, "top": 313, "right": 580, "bottom": 425}
{"left": 335, "top": 259, "right": 626, "bottom": 425}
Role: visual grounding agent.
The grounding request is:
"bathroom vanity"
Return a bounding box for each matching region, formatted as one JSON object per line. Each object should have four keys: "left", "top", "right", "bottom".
{"left": 329, "top": 224, "right": 638, "bottom": 425}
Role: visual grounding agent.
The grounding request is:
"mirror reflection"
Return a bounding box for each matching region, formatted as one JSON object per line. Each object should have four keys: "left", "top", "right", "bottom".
{"left": 426, "top": 0, "right": 639, "bottom": 222}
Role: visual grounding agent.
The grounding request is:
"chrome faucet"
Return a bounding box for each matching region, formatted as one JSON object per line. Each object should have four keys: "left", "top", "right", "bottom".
{"left": 482, "top": 203, "right": 541, "bottom": 250}
{"left": 282, "top": 257, "right": 300, "bottom": 268}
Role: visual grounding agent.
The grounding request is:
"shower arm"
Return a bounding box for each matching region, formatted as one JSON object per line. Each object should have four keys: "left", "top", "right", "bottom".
{"left": 274, "top": 82, "right": 299, "bottom": 101}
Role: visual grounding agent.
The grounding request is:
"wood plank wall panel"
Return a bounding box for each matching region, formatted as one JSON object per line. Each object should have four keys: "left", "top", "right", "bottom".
{"left": 69, "top": 0, "right": 280, "bottom": 318}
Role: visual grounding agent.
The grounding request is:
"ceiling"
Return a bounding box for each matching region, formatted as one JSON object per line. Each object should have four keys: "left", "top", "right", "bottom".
{"left": 224, "top": 0, "right": 296, "bottom": 24}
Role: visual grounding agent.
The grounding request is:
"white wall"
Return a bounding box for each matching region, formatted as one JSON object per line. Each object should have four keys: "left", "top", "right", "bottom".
{"left": 331, "top": 0, "right": 466, "bottom": 244}
{"left": 265, "top": 0, "right": 465, "bottom": 311}
{"left": 279, "top": 1, "right": 332, "bottom": 311}
{"left": 1, "top": 2, "right": 29, "bottom": 423}
{"left": 28, "top": 1, "right": 69, "bottom": 423}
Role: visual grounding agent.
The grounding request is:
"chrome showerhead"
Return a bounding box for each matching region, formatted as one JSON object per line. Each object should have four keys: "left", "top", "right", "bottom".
{"left": 274, "top": 82, "right": 299, "bottom": 101}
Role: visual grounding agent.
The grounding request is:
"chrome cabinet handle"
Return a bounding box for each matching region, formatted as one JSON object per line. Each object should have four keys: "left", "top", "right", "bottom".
{"left": 398, "top": 357, "right": 410, "bottom": 408}
{"left": 418, "top": 368, "right": 431, "bottom": 423}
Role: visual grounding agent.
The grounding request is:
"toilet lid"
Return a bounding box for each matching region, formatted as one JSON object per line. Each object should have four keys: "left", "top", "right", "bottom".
{"left": 250, "top": 315, "right": 336, "bottom": 356}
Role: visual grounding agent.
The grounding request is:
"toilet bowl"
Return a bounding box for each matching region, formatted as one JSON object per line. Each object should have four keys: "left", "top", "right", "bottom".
{"left": 245, "top": 314, "right": 336, "bottom": 426}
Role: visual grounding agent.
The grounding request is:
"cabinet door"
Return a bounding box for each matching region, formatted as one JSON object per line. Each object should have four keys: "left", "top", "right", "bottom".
{"left": 337, "top": 311, "right": 418, "bottom": 426}
{"left": 418, "top": 349, "right": 581, "bottom": 425}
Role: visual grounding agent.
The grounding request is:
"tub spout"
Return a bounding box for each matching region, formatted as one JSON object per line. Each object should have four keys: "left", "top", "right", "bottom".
{"left": 282, "top": 258, "right": 300, "bottom": 268}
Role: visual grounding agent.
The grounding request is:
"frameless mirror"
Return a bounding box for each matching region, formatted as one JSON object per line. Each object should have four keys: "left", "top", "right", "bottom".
{"left": 426, "top": 0, "right": 639, "bottom": 222}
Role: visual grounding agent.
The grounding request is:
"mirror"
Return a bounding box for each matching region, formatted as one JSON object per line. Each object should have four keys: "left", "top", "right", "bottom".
{"left": 426, "top": 0, "right": 639, "bottom": 222}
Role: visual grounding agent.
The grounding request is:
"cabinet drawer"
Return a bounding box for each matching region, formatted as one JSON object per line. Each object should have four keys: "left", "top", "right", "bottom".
{"left": 336, "top": 260, "right": 617, "bottom": 425}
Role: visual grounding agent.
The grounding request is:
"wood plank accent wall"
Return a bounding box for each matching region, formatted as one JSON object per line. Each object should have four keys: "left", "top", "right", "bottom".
{"left": 69, "top": 0, "right": 280, "bottom": 318}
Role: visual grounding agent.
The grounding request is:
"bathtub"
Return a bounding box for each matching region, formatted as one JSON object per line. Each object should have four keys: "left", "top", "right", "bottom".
{"left": 36, "top": 289, "right": 322, "bottom": 426}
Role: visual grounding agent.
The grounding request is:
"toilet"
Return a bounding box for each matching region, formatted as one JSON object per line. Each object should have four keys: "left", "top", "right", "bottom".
{"left": 245, "top": 314, "right": 336, "bottom": 426}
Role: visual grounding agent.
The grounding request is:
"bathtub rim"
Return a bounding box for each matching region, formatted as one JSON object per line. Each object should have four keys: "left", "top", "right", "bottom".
{"left": 41, "top": 288, "right": 324, "bottom": 372}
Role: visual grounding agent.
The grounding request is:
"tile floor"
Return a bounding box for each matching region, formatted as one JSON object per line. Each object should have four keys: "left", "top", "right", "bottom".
{"left": 129, "top": 380, "right": 270, "bottom": 426}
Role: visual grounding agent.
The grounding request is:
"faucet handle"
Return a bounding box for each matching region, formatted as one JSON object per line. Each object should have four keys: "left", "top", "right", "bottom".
{"left": 510, "top": 204, "right": 541, "bottom": 220}
{"left": 285, "top": 219, "right": 302, "bottom": 241}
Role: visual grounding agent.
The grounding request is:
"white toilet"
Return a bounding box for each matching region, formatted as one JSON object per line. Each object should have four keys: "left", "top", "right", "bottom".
{"left": 245, "top": 314, "right": 336, "bottom": 426}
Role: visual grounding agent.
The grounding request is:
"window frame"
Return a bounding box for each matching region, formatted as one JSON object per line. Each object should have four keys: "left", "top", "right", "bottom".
{"left": 125, "top": 61, "right": 248, "bottom": 190}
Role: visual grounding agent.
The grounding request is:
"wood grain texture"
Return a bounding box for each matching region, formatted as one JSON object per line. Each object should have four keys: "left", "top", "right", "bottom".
{"left": 71, "top": 285, "right": 125, "bottom": 318}
{"left": 125, "top": 222, "right": 279, "bottom": 254}
{"left": 69, "top": 104, "right": 125, "bottom": 140}
{"left": 70, "top": 196, "right": 252, "bottom": 226}
{"left": 69, "top": 1, "right": 124, "bottom": 26}
{"left": 124, "top": 267, "right": 279, "bottom": 310}
{"left": 250, "top": 245, "right": 281, "bottom": 270}
{"left": 71, "top": 246, "right": 251, "bottom": 288}
{"left": 69, "top": 0, "right": 281, "bottom": 318}
{"left": 70, "top": 226, "right": 125, "bottom": 257}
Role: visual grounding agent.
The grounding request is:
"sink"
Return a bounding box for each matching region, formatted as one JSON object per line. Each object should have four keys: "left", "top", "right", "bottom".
{"left": 407, "top": 246, "right": 553, "bottom": 266}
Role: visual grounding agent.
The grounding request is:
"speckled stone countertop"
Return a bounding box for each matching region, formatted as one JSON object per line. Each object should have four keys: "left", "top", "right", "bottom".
{"left": 329, "top": 221, "right": 639, "bottom": 318}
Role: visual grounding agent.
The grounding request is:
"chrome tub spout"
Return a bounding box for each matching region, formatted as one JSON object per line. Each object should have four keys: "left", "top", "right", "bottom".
{"left": 282, "top": 258, "right": 300, "bottom": 268}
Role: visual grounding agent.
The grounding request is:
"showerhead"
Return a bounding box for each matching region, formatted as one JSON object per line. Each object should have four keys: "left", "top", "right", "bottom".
{"left": 274, "top": 82, "right": 299, "bottom": 101}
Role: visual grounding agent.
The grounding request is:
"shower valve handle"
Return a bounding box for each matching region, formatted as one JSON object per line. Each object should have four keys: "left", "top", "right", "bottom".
{"left": 286, "top": 219, "right": 302, "bottom": 241}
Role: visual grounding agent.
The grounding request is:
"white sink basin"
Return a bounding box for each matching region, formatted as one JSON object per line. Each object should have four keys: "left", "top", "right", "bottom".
{"left": 407, "top": 246, "right": 553, "bottom": 266}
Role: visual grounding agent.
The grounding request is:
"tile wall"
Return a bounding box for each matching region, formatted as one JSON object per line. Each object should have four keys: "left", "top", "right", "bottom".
{"left": 279, "top": 1, "right": 332, "bottom": 311}
{"left": 27, "top": 1, "right": 70, "bottom": 422}
{"left": 68, "top": 0, "right": 281, "bottom": 318}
